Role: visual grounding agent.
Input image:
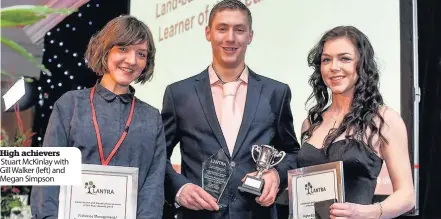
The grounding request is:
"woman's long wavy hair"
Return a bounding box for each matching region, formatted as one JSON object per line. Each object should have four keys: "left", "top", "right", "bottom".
{"left": 302, "top": 26, "right": 388, "bottom": 152}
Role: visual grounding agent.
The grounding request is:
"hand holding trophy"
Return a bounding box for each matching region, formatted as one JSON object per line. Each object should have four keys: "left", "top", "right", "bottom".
{"left": 202, "top": 149, "right": 233, "bottom": 209}
{"left": 238, "top": 145, "right": 286, "bottom": 196}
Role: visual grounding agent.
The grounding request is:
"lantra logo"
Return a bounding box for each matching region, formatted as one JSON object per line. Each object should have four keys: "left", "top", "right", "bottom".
{"left": 84, "top": 181, "right": 115, "bottom": 195}
{"left": 305, "top": 182, "right": 326, "bottom": 195}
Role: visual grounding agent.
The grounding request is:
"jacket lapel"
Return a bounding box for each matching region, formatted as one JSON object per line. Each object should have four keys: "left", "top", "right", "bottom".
{"left": 194, "top": 69, "right": 231, "bottom": 159}
{"left": 232, "top": 70, "right": 262, "bottom": 158}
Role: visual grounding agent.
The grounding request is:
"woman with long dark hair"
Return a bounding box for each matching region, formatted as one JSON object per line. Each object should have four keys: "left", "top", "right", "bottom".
{"left": 298, "top": 26, "right": 414, "bottom": 218}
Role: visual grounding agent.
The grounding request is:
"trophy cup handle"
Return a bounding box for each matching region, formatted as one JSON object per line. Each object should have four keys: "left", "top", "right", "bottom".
{"left": 251, "top": 145, "right": 261, "bottom": 162}
{"left": 269, "top": 151, "right": 286, "bottom": 168}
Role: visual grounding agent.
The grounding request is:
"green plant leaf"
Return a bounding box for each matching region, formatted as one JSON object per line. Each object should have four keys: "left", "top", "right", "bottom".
{"left": 7, "top": 197, "right": 23, "bottom": 208}
{"left": 1, "top": 36, "right": 51, "bottom": 76}
{"left": 0, "top": 5, "right": 76, "bottom": 27}
{"left": 24, "top": 77, "right": 34, "bottom": 83}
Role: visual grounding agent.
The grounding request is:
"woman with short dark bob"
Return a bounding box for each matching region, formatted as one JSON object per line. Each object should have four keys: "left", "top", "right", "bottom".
{"left": 297, "top": 26, "right": 415, "bottom": 219}
{"left": 30, "top": 15, "right": 166, "bottom": 219}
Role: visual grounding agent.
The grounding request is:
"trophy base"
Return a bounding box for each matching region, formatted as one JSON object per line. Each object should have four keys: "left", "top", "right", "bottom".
{"left": 238, "top": 175, "right": 264, "bottom": 196}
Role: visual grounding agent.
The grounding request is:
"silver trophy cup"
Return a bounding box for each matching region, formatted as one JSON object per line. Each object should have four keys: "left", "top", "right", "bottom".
{"left": 238, "top": 145, "right": 286, "bottom": 196}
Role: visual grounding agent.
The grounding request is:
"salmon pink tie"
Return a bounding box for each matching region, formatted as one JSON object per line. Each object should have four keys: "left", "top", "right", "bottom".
{"left": 220, "top": 81, "right": 242, "bottom": 155}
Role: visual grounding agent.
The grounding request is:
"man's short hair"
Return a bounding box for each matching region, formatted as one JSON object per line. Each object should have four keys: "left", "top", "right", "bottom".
{"left": 208, "top": 0, "right": 253, "bottom": 30}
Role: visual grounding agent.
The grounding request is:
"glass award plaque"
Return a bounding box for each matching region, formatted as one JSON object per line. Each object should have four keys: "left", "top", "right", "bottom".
{"left": 202, "top": 149, "right": 233, "bottom": 209}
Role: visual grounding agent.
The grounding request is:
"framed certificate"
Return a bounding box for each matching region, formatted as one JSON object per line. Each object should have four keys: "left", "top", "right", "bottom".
{"left": 58, "top": 164, "right": 139, "bottom": 219}
{"left": 288, "top": 161, "right": 344, "bottom": 219}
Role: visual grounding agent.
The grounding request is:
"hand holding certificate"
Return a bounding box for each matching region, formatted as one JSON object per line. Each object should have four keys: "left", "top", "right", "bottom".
{"left": 288, "top": 161, "right": 344, "bottom": 219}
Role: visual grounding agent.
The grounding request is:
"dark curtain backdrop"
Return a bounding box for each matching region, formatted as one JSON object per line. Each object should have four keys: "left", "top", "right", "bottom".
{"left": 412, "top": 0, "right": 441, "bottom": 218}
{"left": 397, "top": 0, "right": 441, "bottom": 219}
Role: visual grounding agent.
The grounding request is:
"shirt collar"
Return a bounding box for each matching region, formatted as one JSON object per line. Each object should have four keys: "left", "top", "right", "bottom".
{"left": 94, "top": 80, "right": 135, "bottom": 104}
{"left": 208, "top": 64, "right": 249, "bottom": 85}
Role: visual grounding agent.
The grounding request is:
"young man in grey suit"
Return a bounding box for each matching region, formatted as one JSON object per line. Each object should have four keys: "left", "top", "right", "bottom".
{"left": 161, "top": 1, "right": 300, "bottom": 218}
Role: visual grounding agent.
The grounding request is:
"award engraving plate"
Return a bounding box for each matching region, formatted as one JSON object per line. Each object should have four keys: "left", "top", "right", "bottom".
{"left": 202, "top": 149, "right": 233, "bottom": 208}
{"left": 288, "top": 161, "right": 344, "bottom": 219}
{"left": 58, "top": 164, "right": 139, "bottom": 219}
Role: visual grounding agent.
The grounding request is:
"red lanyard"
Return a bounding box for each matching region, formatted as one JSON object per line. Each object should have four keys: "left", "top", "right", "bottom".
{"left": 89, "top": 86, "right": 135, "bottom": 165}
